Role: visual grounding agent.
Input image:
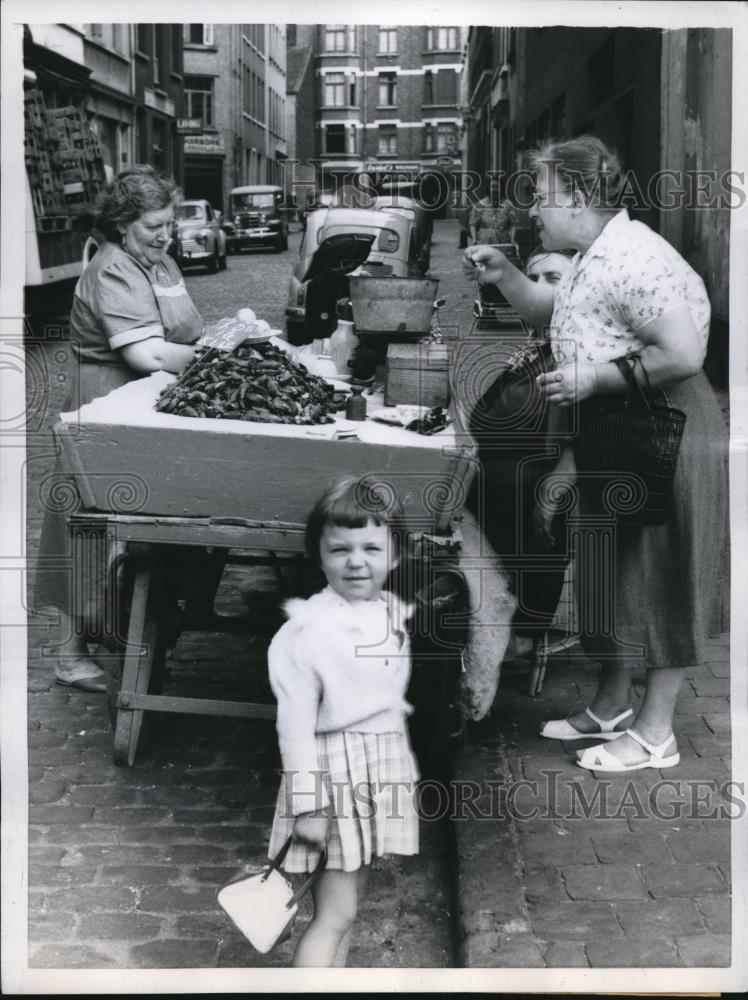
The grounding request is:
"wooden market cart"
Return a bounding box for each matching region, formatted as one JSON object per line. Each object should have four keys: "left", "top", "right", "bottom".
{"left": 55, "top": 371, "right": 478, "bottom": 766}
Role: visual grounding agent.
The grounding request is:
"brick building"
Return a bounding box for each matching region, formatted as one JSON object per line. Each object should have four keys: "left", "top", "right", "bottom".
{"left": 181, "top": 24, "right": 288, "bottom": 214}
{"left": 288, "top": 24, "right": 466, "bottom": 210}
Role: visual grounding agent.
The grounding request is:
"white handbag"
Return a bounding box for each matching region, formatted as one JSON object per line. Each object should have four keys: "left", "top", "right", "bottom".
{"left": 217, "top": 837, "right": 326, "bottom": 954}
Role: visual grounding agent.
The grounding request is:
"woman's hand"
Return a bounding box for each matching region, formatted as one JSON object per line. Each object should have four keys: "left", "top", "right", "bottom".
{"left": 293, "top": 810, "right": 329, "bottom": 850}
{"left": 463, "top": 245, "right": 555, "bottom": 330}
{"left": 462, "top": 244, "right": 511, "bottom": 285}
{"left": 536, "top": 363, "right": 599, "bottom": 407}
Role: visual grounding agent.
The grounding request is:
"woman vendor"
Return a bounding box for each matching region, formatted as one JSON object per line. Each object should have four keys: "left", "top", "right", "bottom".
{"left": 463, "top": 135, "right": 728, "bottom": 773}
{"left": 34, "top": 165, "right": 213, "bottom": 691}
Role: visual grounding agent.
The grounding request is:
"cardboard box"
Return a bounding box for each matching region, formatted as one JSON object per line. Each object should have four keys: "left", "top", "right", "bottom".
{"left": 385, "top": 342, "right": 450, "bottom": 408}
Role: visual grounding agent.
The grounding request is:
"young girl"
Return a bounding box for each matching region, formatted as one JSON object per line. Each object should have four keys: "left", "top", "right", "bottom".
{"left": 266, "top": 475, "right": 419, "bottom": 968}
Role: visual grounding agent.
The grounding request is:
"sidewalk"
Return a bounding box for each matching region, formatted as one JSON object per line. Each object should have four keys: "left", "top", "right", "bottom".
{"left": 452, "top": 635, "right": 733, "bottom": 968}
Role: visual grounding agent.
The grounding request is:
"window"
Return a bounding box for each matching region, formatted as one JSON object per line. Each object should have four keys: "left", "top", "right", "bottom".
{"left": 378, "top": 27, "right": 397, "bottom": 53}
{"left": 154, "top": 25, "right": 168, "bottom": 86}
{"left": 423, "top": 71, "right": 434, "bottom": 105}
{"left": 171, "top": 25, "right": 182, "bottom": 71}
{"left": 378, "top": 73, "right": 397, "bottom": 107}
{"left": 427, "top": 27, "right": 459, "bottom": 51}
{"left": 88, "top": 24, "right": 104, "bottom": 39}
{"left": 325, "top": 73, "right": 346, "bottom": 107}
{"left": 436, "top": 69, "right": 457, "bottom": 104}
{"left": 325, "top": 124, "right": 346, "bottom": 154}
{"left": 184, "top": 76, "right": 214, "bottom": 127}
{"left": 152, "top": 117, "right": 165, "bottom": 170}
{"left": 136, "top": 24, "right": 150, "bottom": 53}
{"left": 186, "top": 24, "right": 214, "bottom": 45}
{"left": 436, "top": 123, "right": 456, "bottom": 152}
{"left": 378, "top": 125, "right": 397, "bottom": 156}
{"left": 423, "top": 124, "right": 434, "bottom": 152}
{"left": 324, "top": 25, "right": 350, "bottom": 52}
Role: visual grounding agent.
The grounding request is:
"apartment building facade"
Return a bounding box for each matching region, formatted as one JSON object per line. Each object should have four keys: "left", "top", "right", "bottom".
{"left": 288, "top": 23, "right": 465, "bottom": 210}
{"left": 181, "top": 23, "right": 287, "bottom": 214}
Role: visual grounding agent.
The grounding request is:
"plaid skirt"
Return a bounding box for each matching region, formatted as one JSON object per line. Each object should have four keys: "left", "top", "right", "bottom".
{"left": 268, "top": 731, "right": 420, "bottom": 873}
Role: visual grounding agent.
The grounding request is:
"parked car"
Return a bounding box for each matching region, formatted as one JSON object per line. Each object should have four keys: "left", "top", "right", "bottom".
{"left": 285, "top": 206, "right": 417, "bottom": 345}
{"left": 371, "top": 195, "right": 432, "bottom": 276}
{"left": 225, "top": 184, "right": 289, "bottom": 253}
{"left": 169, "top": 199, "right": 227, "bottom": 273}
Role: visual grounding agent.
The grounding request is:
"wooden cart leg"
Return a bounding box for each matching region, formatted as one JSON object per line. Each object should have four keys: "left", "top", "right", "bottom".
{"left": 113, "top": 551, "right": 154, "bottom": 767}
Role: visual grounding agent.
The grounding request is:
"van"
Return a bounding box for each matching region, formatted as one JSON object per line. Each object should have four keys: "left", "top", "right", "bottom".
{"left": 285, "top": 206, "right": 416, "bottom": 345}
{"left": 226, "top": 184, "right": 288, "bottom": 253}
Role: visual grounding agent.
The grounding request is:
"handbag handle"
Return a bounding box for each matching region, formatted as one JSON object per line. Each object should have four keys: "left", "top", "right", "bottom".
{"left": 287, "top": 846, "right": 327, "bottom": 908}
{"left": 264, "top": 834, "right": 328, "bottom": 908}
{"left": 262, "top": 834, "right": 295, "bottom": 880}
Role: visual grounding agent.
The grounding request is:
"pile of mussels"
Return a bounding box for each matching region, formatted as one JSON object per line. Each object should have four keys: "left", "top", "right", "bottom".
{"left": 154, "top": 342, "right": 341, "bottom": 424}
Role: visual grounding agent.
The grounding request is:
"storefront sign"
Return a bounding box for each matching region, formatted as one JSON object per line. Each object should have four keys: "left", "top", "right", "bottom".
{"left": 144, "top": 88, "right": 175, "bottom": 117}
{"left": 177, "top": 118, "right": 203, "bottom": 134}
{"left": 184, "top": 135, "right": 226, "bottom": 155}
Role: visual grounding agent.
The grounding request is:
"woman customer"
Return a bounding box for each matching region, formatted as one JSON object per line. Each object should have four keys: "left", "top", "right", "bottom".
{"left": 469, "top": 177, "right": 517, "bottom": 246}
{"left": 463, "top": 135, "right": 728, "bottom": 772}
{"left": 467, "top": 247, "right": 575, "bottom": 658}
{"left": 34, "top": 165, "right": 205, "bottom": 691}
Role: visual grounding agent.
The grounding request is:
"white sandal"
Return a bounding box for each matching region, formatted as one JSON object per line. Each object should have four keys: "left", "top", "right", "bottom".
{"left": 576, "top": 728, "right": 680, "bottom": 772}
{"left": 540, "top": 706, "right": 633, "bottom": 742}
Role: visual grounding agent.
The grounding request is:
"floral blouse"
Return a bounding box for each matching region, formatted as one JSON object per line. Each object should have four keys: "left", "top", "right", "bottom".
{"left": 550, "top": 209, "right": 711, "bottom": 367}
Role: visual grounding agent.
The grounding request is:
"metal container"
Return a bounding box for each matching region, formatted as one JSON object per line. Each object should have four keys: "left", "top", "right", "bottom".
{"left": 349, "top": 276, "right": 439, "bottom": 336}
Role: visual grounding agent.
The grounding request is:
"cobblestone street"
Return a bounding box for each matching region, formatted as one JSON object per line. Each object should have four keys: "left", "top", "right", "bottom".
{"left": 17, "top": 219, "right": 737, "bottom": 978}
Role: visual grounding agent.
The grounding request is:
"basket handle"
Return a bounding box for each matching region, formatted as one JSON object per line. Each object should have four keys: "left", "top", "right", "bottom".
{"left": 613, "top": 354, "right": 653, "bottom": 408}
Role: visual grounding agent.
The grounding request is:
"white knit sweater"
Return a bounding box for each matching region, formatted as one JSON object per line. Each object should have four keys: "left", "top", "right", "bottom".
{"left": 268, "top": 586, "right": 413, "bottom": 815}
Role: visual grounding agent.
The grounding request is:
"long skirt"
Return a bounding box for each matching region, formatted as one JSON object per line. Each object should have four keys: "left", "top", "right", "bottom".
{"left": 574, "top": 369, "right": 729, "bottom": 669}
{"left": 268, "top": 731, "right": 420, "bottom": 873}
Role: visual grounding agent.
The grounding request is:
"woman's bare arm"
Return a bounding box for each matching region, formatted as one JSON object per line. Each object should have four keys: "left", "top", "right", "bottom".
{"left": 538, "top": 304, "right": 705, "bottom": 407}
{"left": 120, "top": 337, "right": 197, "bottom": 374}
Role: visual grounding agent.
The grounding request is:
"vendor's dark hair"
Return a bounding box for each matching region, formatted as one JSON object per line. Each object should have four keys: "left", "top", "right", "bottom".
{"left": 305, "top": 475, "right": 407, "bottom": 564}
{"left": 95, "top": 164, "right": 181, "bottom": 241}
{"left": 529, "top": 135, "right": 626, "bottom": 210}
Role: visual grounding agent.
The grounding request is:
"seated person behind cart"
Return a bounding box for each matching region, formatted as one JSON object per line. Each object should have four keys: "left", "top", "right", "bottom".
{"left": 266, "top": 475, "right": 419, "bottom": 967}
{"left": 467, "top": 246, "right": 575, "bottom": 659}
{"left": 34, "top": 164, "right": 222, "bottom": 692}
